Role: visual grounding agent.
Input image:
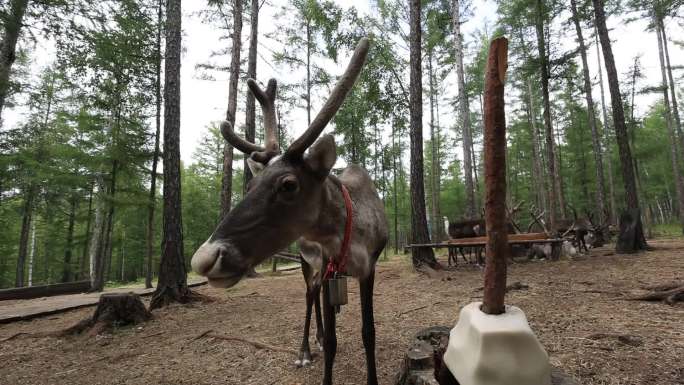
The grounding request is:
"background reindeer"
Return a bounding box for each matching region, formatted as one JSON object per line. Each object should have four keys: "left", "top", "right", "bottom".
{"left": 190, "top": 38, "right": 387, "bottom": 385}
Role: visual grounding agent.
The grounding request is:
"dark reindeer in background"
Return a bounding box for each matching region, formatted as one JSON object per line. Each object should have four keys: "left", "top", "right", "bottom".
{"left": 191, "top": 38, "right": 388, "bottom": 385}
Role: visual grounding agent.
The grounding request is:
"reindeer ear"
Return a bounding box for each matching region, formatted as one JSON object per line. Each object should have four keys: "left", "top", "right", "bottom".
{"left": 304, "top": 134, "right": 336, "bottom": 178}
{"left": 246, "top": 157, "right": 266, "bottom": 175}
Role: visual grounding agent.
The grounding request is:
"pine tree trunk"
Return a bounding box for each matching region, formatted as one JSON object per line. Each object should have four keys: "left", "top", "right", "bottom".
{"left": 408, "top": 0, "right": 439, "bottom": 269}
{"left": 242, "top": 0, "right": 260, "bottom": 280}
{"left": 221, "top": 0, "right": 243, "bottom": 218}
{"left": 452, "top": 0, "right": 475, "bottom": 219}
{"left": 535, "top": 0, "right": 559, "bottom": 228}
{"left": 244, "top": 0, "right": 259, "bottom": 190}
{"left": 392, "top": 120, "right": 399, "bottom": 253}
{"left": 0, "top": 0, "right": 30, "bottom": 123}
{"left": 595, "top": 27, "right": 617, "bottom": 224}
{"left": 61, "top": 193, "right": 77, "bottom": 283}
{"left": 89, "top": 176, "right": 106, "bottom": 291}
{"left": 428, "top": 50, "right": 439, "bottom": 241}
{"left": 570, "top": 0, "right": 607, "bottom": 223}
{"left": 526, "top": 79, "right": 547, "bottom": 213}
{"left": 146, "top": 0, "right": 163, "bottom": 289}
{"left": 151, "top": 0, "right": 191, "bottom": 309}
{"left": 659, "top": 18, "right": 684, "bottom": 150}
{"left": 656, "top": 20, "right": 684, "bottom": 232}
{"left": 28, "top": 219, "right": 35, "bottom": 286}
{"left": 15, "top": 185, "right": 35, "bottom": 287}
{"left": 79, "top": 180, "right": 94, "bottom": 280}
{"left": 593, "top": 0, "right": 647, "bottom": 252}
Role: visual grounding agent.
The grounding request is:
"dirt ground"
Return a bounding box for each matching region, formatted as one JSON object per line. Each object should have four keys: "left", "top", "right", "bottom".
{"left": 1, "top": 239, "right": 682, "bottom": 385}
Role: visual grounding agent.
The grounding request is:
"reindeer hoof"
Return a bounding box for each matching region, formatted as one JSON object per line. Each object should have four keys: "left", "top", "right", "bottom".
{"left": 295, "top": 352, "right": 313, "bottom": 368}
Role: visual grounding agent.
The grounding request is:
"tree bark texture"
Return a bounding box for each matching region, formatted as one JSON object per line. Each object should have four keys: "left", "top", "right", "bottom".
{"left": 151, "top": 0, "right": 191, "bottom": 309}
{"left": 534, "top": 0, "right": 559, "bottom": 228}
{"left": 658, "top": 19, "right": 682, "bottom": 143}
{"left": 79, "top": 181, "right": 94, "bottom": 280}
{"left": 61, "top": 193, "right": 77, "bottom": 283}
{"left": 570, "top": 0, "right": 607, "bottom": 224}
{"left": 482, "top": 37, "right": 509, "bottom": 316}
{"left": 526, "top": 79, "right": 547, "bottom": 214}
{"left": 408, "top": 0, "right": 438, "bottom": 269}
{"left": 428, "top": 50, "right": 441, "bottom": 241}
{"left": 243, "top": 0, "right": 259, "bottom": 191}
{"left": 15, "top": 185, "right": 35, "bottom": 287}
{"left": 0, "top": 0, "right": 30, "bottom": 122}
{"left": 595, "top": 27, "right": 617, "bottom": 224}
{"left": 221, "top": 0, "right": 243, "bottom": 218}
{"left": 146, "top": 0, "right": 164, "bottom": 289}
{"left": 452, "top": 0, "right": 476, "bottom": 219}
{"left": 656, "top": 20, "right": 684, "bottom": 231}
{"left": 593, "top": 0, "right": 647, "bottom": 252}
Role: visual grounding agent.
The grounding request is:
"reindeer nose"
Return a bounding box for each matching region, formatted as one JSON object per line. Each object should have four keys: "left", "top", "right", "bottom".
{"left": 191, "top": 241, "right": 222, "bottom": 276}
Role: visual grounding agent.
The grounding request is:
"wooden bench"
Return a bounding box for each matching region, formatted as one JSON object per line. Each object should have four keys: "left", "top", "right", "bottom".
{"left": 406, "top": 233, "right": 564, "bottom": 263}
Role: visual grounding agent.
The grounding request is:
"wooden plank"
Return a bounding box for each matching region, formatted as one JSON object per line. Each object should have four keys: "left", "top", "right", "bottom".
{"left": 0, "top": 279, "right": 207, "bottom": 324}
{"left": 406, "top": 237, "right": 563, "bottom": 249}
{"left": 0, "top": 281, "right": 91, "bottom": 301}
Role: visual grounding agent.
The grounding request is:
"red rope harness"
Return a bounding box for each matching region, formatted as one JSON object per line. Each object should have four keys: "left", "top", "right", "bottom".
{"left": 323, "top": 184, "right": 353, "bottom": 280}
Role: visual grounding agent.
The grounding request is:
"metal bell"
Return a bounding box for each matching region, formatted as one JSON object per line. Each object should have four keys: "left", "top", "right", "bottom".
{"left": 327, "top": 274, "right": 348, "bottom": 307}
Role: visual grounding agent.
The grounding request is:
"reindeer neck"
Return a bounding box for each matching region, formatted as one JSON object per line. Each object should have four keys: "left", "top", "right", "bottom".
{"left": 303, "top": 175, "right": 349, "bottom": 247}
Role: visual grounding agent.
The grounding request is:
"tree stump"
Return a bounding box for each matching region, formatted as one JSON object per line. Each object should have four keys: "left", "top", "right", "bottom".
{"left": 616, "top": 209, "right": 648, "bottom": 253}
{"left": 395, "top": 326, "right": 581, "bottom": 385}
{"left": 62, "top": 293, "right": 151, "bottom": 336}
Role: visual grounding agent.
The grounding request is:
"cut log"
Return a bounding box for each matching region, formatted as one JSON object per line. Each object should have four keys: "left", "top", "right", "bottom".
{"left": 61, "top": 293, "right": 151, "bottom": 336}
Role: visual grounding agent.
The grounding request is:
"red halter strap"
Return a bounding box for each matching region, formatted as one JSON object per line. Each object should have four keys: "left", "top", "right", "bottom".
{"left": 323, "top": 183, "right": 353, "bottom": 280}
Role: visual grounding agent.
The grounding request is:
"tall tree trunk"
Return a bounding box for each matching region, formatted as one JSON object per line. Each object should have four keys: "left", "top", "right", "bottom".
{"left": 221, "top": 0, "right": 243, "bottom": 218}
{"left": 244, "top": 0, "right": 259, "bottom": 190}
{"left": 535, "top": 0, "right": 559, "bottom": 228}
{"left": 570, "top": 0, "right": 607, "bottom": 223}
{"left": 595, "top": 26, "right": 617, "bottom": 223}
{"left": 15, "top": 185, "right": 35, "bottom": 287}
{"left": 242, "top": 0, "right": 260, "bottom": 279}
{"left": 146, "top": 0, "right": 164, "bottom": 289}
{"left": 656, "top": 20, "right": 684, "bottom": 232}
{"left": 79, "top": 180, "right": 94, "bottom": 280}
{"left": 452, "top": 0, "right": 475, "bottom": 219}
{"left": 593, "top": 0, "right": 647, "bottom": 252}
{"left": 428, "top": 50, "right": 439, "bottom": 241}
{"left": 659, "top": 18, "right": 683, "bottom": 146}
{"left": 408, "top": 0, "right": 439, "bottom": 269}
{"left": 151, "top": 0, "right": 192, "bottom": 309}
{"left": 0, "top": 0, "right": 30, "bottom": 123}
{"left": 526, "top": 79, "right": 547, "bottom": 213}
{"left": 27, "top": 219, "right": 35, "bottom": 286}
{"left": 89, "top": 176, "right": 106, "bottom": 291}
{"left": 61, "top": 193, "right": 77, "bottom": 283}
{"left": 392, "top": 120, "right": 399, "bottom": 253}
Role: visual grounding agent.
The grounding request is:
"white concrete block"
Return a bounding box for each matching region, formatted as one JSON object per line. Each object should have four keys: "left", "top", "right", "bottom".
{"left": 443, "top": 302, "right": 551, "bottom": 385}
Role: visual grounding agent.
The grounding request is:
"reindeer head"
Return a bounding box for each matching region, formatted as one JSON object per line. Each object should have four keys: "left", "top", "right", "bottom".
{"left": 191, "top": 38, "right": 369, "bottom": 288}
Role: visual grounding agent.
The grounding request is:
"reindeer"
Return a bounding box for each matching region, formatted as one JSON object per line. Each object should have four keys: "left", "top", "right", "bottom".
{"left": 191, "top": 38, "right": 388, "bottom": 385}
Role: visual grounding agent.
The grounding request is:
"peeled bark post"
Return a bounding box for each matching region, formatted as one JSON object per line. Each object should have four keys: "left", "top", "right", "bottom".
{"left": 482, "top": 37, "right": 509, "bottom": 316}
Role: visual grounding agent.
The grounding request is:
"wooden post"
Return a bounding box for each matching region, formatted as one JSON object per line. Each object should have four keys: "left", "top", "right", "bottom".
{"left": 482, "top": 37, "right": 509, "bottom": 315}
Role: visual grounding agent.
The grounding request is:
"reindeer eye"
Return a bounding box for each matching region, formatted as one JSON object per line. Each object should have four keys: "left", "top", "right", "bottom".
{"left": 278, "top": 176, "right": 299, "bottom": 195}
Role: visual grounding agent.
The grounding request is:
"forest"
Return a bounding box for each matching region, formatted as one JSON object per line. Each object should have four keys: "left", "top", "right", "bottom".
{"left": 0, "top": 0, "right": 682, "bottom": 290}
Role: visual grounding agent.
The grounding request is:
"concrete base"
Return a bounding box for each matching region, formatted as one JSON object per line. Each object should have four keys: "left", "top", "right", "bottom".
{"left": 443, "top": 302, "right": 551, "bottom": 385}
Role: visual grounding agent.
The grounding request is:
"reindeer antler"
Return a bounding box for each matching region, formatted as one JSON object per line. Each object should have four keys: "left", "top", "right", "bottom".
{"left": 247, "top": 78, "right": 279, "bottom": 163}
{"left": 285, "top": 37, "right": 370, "bottom": 158}
{"left": 221, "top": 121, "right": 263, "bottom": 154}
{"left": 221, "top": 79, "right": 280, "bottom": 163}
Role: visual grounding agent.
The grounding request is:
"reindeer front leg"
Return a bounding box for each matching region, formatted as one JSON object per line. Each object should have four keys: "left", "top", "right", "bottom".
{"left": 297, "top": 261, "right": 315, "bottom": 368}
{"left": 322, "top": 278, "right": 337, "bottom": 385}
{"left": 359, "top": 271, "right": 378, "bottom": 385}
